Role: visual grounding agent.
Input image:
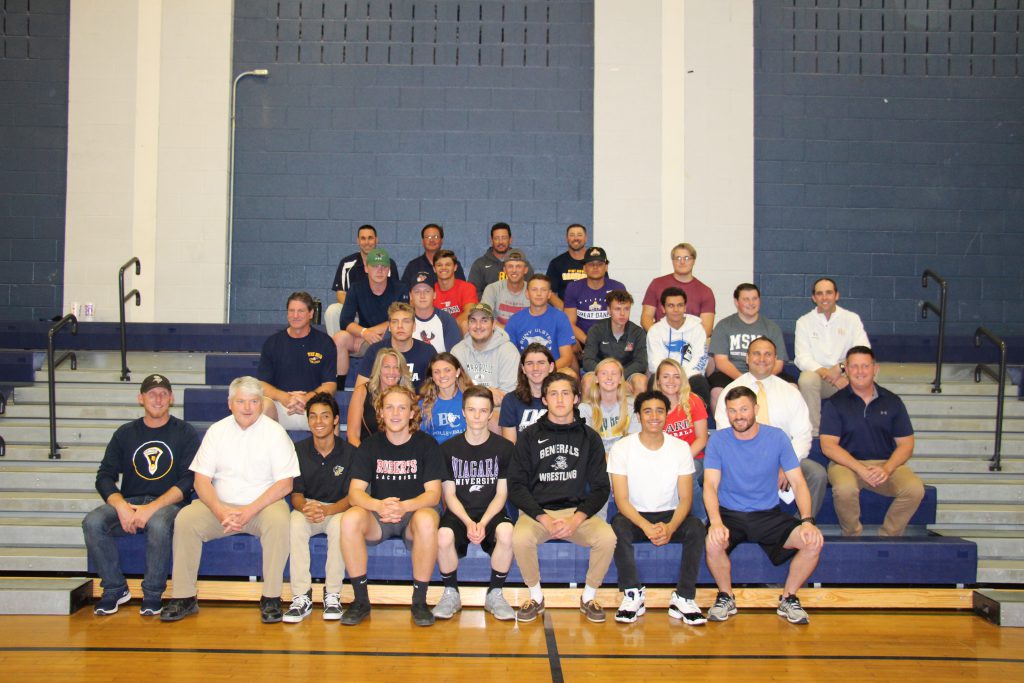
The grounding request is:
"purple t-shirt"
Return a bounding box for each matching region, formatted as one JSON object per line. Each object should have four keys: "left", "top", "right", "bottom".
{"left": 564, "top": 277, "right": 626, "bottom": 333}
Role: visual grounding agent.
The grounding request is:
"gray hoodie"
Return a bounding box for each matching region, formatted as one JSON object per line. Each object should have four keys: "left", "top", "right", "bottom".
{"left": 451, "top": 326, "right": 520, "bottom": 393}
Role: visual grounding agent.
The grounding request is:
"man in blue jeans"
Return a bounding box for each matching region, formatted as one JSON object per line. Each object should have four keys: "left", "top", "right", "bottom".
{"left": 82, "top": 374, "right": 200, "bottom": 616}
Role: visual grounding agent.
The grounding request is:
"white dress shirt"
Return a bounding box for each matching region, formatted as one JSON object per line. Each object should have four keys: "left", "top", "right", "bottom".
{"left": 714, "top": 373, "right": 812, "bottom": 460}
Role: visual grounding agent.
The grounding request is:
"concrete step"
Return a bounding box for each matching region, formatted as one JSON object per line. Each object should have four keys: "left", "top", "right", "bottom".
{"left": 913, "top": 457, "right": 1024, "bottom": 474}
{"left": 0, "top": 518, "right": 84, "bottom": 547}
{"left": 903, "top": 397, "right": 1024, "bottom": 418}
{"left": 978, "top": 559, "right": 1024, "bottom": 584}
{"left": 0, "top": 492, "right": 102, "bottom": 514}
{"left": 0, "top": 445, "right": 106, "bottom": 462}
{"left": 39, "top": 351, "right": 208, "bottom": 373}
{"left": 0, "top": 578, "right": 93, "bottom": 615}
{"left": 935, "top": 503, "right": 1024, "bottom": 526}
{"left": 884, "top": 381, "right": 1016, "bottom": 398}
{"left": 911, "top": 416, "right": 1024, "bottom": 433}
{"left": 2, "top": 404, "right": 184, "bottom": 420}
{"left": 35, "top": 368, "right": 207, "bottom": 384}
{"left": 0, "top": 465, "right": 96, "bottom": 492}
{"left": 0, "top": 547, "right": 87, "bottom": 572}
{"left": 915, "top": 433, "right": 1024, "bottom": 457}
{"left": 12, "top": 383, "right": 205, "bottom": 404}
{"left": 925, "top": 479, "right": 1024, "bottom": 505}
{"left": 0, "top": 422, "right": 119, "bottom": 447}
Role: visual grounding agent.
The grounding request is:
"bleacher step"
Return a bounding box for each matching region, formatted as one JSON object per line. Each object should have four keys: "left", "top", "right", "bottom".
{"left": 35, "top": 369, "right": 207, "bottom": 384}
{"left": 0, "top": 492, "right": 101, "bottom": 514}
{"left": 0, "top": 445, "right": 106, "bottom": 462}
{"left": 0, "top": 578, "right": 92, "bottom": 615}
{"left": 914, "top": 434, "right": 1024, "bottom": 457}
{"left": 0, "top": 465, "right": 98, "bottom": 491}
{"left": 0, "top": 518, "right": 86, "bottom": 547}
{"left": 903, "top": 397, "right": 1024, "bottom": 418}
{"left": 978, "top": 560, "right": 1024, "bottom": 584}
{"left": 935, "top": 504, "right": 1024, "bottom": 526}
{"left": 923, "top": 477, "right": 1024, "bottom": 504}
{"left": 0, "top": 547, "right": 87, "bottom": 572}
{"left": 0, "top": 422, "right": 119, "bottom": 447}
{"left": 913, "top": 457, "right": 1024, "bottom": 474}
{"left": 38, "top": 351, "right": 208, "bottom": 373}
{"left": 13, "top": 383, "right": 206, "bottom": 404}
{"left": 2, "top": 404, "right": 184, "bottom": 420}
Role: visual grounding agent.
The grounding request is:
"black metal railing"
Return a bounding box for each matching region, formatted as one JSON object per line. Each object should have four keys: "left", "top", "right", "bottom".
{"left": 974, "top": 326, "right": 1007, "bottom": 472}
{"left": 313, "top": 297, "right": 322, "bottom": 325}
{"left": 48, "top": 313, "right": 79, "bottom": 460}
{"left": 0, "top": 391, "right": 6, "bottom": 457}
{"left": 921, "top": 269, "right": 948, "bottom": 394}
{"left": 118, "top": 257, "right": 141, "bottom": 382}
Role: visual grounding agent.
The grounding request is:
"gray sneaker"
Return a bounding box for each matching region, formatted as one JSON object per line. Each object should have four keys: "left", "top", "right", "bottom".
{"left": 431, "top": 587, "right": 462, "bottom": 619}
{"left": 708, "top": 592, "right": 737, "bottom": 622}
{"left": 484, "top": 588, "right": 515, "bottom": 621}
{"left": 777, "top": 594, "right": 809, "bottom": 625}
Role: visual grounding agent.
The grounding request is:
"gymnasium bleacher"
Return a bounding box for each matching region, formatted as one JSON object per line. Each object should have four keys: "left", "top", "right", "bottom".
{"left": 3, "top": 320, "right": 1021, "bottom": 599}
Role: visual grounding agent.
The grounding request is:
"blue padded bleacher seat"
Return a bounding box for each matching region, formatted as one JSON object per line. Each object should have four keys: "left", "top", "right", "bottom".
{"left": 205, "top": 354, "right": 260, "bottom": 386}
{"left": 0, "top": 351, "right": 37, "bottom": 383}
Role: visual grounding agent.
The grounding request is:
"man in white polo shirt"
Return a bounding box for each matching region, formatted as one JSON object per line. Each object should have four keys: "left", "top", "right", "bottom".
{"left": 161, "top": 376, "right": 299, "bottom": 624}
{"left": 794, "top": 278, "right": 870, "bottom": 435}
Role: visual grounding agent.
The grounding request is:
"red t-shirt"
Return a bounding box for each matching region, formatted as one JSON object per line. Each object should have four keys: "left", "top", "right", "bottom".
{"left": 435, "top": 279, "right": 478, "bottom": 317}
{"left": 642, "top": 274, "right": 716, "bottom": 322}
{"left": 664, "top": 394, "right": 709, "bottom": 458}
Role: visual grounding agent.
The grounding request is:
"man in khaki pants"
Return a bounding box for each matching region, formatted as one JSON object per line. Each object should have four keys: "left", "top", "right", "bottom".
{"left": 820, "top": 347, "right": 924, "bottom": 537}
{"left": 508, "top": 371, "right": 616, "bottom": 624}
{"left": 161, "top": 376, "right": 299, "bottom": 623}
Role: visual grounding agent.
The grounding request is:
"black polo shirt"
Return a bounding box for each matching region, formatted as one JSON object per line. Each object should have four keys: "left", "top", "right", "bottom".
{"left": 293, "top": 436, "right": 354, "bottom": 503}
{"left": 819, "top": 384, "right": 914, "bottom": 461}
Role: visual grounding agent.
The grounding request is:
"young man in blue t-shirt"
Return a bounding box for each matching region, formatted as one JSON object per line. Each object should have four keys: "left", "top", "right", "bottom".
{"left": 504, "top": 274, "right": 577, "bottom": 377}
{"left": 703, "top": 386, "right": 824, "bottom": 625}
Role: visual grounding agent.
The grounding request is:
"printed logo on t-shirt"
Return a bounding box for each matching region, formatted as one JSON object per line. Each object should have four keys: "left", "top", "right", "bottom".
{"left": 132, "top": 441, "right": 174, "bottom": 481}
{"left": 375, "top": 459, "right": 418, "bottom": 480}
{"left": 419, "top": 330, "right": 436, "bottom": 345}
{"left": 451, "top": 455, "right": 500, "bottom": 487}
{"left": 666, "top": 338, "right": 692, "bottom": 363}
{"left": 307, "top": 351, "right": 324, "bottom": 365}
{"left": 538, "top": 443, "right": 579, "bottom": 482}
{"left": 518, "top": 408, "right": 546, "bottom": 431}
{"left": 728, "top": 334, "right": 763, "bottom": 355}
{"left": 436, "top": 411, "right": 461, "bottom": 427}
{"left": 519, "top": 332, "right": 552, "bottom": 348}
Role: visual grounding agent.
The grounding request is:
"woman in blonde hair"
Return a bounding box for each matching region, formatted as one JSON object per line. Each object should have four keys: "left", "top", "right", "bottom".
{"left": 419, "top": 352, "right": 474, "bottom": 444}
{"left": 346, "top": 348, "right": 414, "bottom": 447}
{"left": 652, "top": 357, "right": 709, "bottom": 519}
{"left": 578, "top": 358, "right": 640, "bottom": 453}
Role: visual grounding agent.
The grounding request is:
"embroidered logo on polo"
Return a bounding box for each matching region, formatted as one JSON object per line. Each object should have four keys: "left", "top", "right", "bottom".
{"left": 333, "top": 465, "right": 345, "bottom": 477}
{"left": 132, "top": 441, "right": 174, "bottom": 481}
{"left": 307, "top": 351, "right": 324, "bottom": 365}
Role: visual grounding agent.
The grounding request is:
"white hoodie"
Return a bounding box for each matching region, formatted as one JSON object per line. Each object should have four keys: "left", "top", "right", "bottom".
{"left": 646, "top": 313, "right": 708, "bottom": 377}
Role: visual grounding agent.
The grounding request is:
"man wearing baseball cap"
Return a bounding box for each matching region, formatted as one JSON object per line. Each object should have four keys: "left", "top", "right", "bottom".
{"left": 563, "top": 246, "right": 626, "bottom": 347}
{"left": 82, "top": 374, "right": 201, "bottom": 617}
{"left": 408, "top": 270, "right": 462, "bottom": 353}
{"left": 480, "top": 248, "right": 532, "bottom": 328}
{"left": 334, "top": 247, "right": 410, "bottom": 387}
{"left": 451, "top": 302, "right": 521, "bottom": 406}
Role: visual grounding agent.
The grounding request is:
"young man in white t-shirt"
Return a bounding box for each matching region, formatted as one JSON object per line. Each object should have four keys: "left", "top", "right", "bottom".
{"left": 607, "top": 389, "right": 708, "bottom": 625}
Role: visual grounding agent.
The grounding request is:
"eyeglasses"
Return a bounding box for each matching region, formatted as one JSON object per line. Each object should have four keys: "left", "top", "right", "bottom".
{"left": 423, "top": 235, "right": 441, "bottom": 241}
{"left": 672, "top": 255, "right": 694, "bottom": 263}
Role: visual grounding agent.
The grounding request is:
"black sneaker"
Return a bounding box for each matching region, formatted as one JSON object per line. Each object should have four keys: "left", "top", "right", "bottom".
{"left": 340, "top": 600, "right": 371, "bottom": 626}
{"left": 411, "top": 602, "right": 435, "bottom": 627}
{"left": 260, "top": 596, "right": 283, "bottom": 624}
{"left": 160, "top": 596, "right": 199, "bottom": 622}
{"left": 94, "top": 587, "right": 131, "bottom": 616}
{"left": 282, "top": 590, "right": 313, "bottom": 623}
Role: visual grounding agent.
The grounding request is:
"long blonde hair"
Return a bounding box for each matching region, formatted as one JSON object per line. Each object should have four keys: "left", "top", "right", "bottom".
{"left": 367, "top": 348, "right": 414, "bottom": 399}
{"left": 419, "top": 352, "right": 474, "bottom": 424}
{"left": 583, "top": 358, "right": 632, "bottom": 440}
{"left": 652, "top": 358, "right": 693, "bottom": 425}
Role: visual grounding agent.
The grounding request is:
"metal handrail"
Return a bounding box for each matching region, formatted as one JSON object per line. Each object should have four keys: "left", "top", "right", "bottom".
{"left": 974, "top": 326, "right": 1007, "bottom": 472}
{"left": 48, "top": 313, "right": 79, "bottom": 460}
{"left": 0, "top": 391, "right": 6, "bottom": 457}
{"left": 118, "top": 257, "right": 141, "bottom": 382}
{"left": 921, "top": 269, "right": 948, "bottom": 394}
{"left": 313, "top": 297, "right": 322, "bottom": 325}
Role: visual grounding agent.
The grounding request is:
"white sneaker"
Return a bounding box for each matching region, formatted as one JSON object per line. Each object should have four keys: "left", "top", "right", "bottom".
{"left": 431, "top": 587, "right": 462, "bottom": 619}
{"left": 322, "top": 592, "right": 342, "bottom": 621}
{"left": 668, "top": 591, "right": 707, "bottom": 626}
{"left": 614, "top": 587, "right": 646, "bottom": 623}
{"left": 282, "top": 592, "right": 312, "bottom": 623}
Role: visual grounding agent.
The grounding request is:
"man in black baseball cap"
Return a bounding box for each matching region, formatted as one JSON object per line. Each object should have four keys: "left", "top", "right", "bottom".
{"left": 82, "top": 373, "right": 200, "bottom": 617}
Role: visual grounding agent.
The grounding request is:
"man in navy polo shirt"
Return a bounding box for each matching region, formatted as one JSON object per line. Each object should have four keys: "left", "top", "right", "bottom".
{"left": 819, "top": 346, "right": 924, "bottom": 537}
{"left": 258, "top": 292, "right": 338, "bottom": 431}
{"left": 334, "top": 247, "right": 410, "bottom": 385}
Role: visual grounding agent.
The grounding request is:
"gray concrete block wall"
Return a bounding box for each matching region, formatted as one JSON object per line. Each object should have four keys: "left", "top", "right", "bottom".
{"left": 755, "top": 0, "right": 1024, "bottom": 336}
{"left": 230, "top": 0, "right": 594, "bottom": 323}
{"left": 0, "top": 1, "right": 69, "bottom": 321}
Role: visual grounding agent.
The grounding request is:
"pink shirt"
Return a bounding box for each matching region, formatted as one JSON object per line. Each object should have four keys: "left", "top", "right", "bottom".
{"left": 642, "top": 274, "right": 716, "bottom": 322}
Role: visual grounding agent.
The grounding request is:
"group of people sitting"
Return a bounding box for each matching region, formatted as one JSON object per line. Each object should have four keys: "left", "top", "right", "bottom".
{"left": 81, "top": 223, "right": 925, "bottom": 628}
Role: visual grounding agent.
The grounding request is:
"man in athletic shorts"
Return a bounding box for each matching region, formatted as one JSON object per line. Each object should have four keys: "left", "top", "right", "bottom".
{"left": 704, "top": 386, "right": 824, "bottom": 625}
{"left": 432, "top": 385, "right": 517, "bottom": 621}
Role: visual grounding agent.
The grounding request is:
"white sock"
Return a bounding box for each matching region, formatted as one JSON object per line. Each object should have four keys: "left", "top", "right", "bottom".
{"left": 582, "top": 585, "right": 597, "bottom": 603}
{"left": 529, "top": 583, "right": 544, "bottom": 603}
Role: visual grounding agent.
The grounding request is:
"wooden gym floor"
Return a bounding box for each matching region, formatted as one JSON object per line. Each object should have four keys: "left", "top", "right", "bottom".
{"left": 1, "top": 593, "right": 1022, "bottom": 682}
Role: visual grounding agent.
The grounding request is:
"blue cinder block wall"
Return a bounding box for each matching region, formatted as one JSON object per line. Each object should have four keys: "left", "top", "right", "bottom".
{"left": 754, "top": 0, "right": 1024, "bottom": 336}
{"left": 0, "top": 0, "right": 69, "bottom": 321}
{"left": 230, "top": 0, "right": 595, "bottom": 323}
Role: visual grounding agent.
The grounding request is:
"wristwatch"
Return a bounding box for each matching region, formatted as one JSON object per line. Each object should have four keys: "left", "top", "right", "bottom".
{"left": 838, "top": 362, "right": 846, "bottom": 374}
{"left": 799, "top": 516, "right": 816, "bottom": 525}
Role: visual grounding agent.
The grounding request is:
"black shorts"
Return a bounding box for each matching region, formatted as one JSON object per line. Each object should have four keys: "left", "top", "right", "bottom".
{"left": 439, "top": 510, "right": 513, "bottom": 558}
{"left": 716, "top": 507, "right": 801, "bottom": 566}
